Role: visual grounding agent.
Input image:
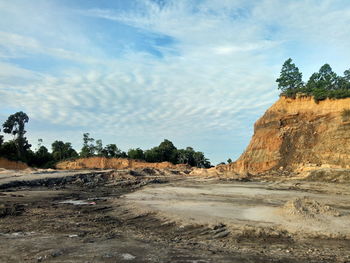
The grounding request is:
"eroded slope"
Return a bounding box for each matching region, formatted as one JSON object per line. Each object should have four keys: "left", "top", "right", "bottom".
{"left": 230, "top": 96, "right": 350, "bottom": 175}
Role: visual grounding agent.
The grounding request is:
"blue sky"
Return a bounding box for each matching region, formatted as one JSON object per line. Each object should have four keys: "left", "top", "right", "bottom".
{"left": 0, "top": 0, "right": 350, "bottom": 164}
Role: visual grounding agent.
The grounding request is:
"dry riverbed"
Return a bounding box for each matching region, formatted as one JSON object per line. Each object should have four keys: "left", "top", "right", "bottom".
{"left": 0, "top": 169, "right": 349, "bottom": 262}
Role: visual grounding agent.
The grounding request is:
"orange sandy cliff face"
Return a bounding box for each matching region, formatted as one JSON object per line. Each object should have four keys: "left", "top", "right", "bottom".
{"left": 229, "top": 96, "right": 350, "bottom": 175}
{"left": 0, "top": 157, "right": 29, "bottom": 170}
{"left": 56, "top": 157, "right": 190, "bottom": 170}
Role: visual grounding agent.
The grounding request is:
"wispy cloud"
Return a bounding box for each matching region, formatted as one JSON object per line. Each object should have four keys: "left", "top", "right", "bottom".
{"left": 0, "top": 0, "right": 350, "bottom": 164}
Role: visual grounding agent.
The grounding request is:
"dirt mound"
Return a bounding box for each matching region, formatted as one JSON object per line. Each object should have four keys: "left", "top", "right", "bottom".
{"left": 282, "top": 197, "right": 341, "bottom": 218}
{"left": 56, "top": 157, "right": 191, "bottom": 171}
{"left": 0, "top": 158, "right": 28, "bottom": 170}
{"left": 303, "top": 168, "right": 350, "bottom": 183}
{"left": 190, "top": 166, "right": 246, "bottom": 179}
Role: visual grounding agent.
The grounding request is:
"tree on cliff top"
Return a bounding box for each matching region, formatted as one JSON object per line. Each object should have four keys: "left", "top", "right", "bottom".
{"left": 276, "top": 58, "right": 303, "bottom": 95}
{"left": 306, "top": 64, "right": 339, "bottom": 91}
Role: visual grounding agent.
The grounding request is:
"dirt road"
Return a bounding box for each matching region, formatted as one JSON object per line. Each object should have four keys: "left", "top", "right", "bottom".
{"left": 0, "top": 169, "right": 349, "bottom": 262}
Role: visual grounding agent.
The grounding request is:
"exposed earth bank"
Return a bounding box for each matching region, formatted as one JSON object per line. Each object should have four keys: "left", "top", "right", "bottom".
{"left": 56, "top": 157, "right": 191, "bottom": 171}
{"left": 225, "top": 96, "right": 350, "bottom": 175}
{"left": 0, "top": 157, "right": 28, "bottom": 170}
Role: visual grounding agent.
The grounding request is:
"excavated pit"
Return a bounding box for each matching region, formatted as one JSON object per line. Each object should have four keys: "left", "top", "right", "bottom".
{"left": 0, "top": 169, "right": 350, "bottom": 262}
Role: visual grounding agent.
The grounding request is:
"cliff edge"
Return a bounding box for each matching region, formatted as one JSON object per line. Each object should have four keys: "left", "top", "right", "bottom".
{"left": 229, "top": 96, "right": 350, "bottom": 175}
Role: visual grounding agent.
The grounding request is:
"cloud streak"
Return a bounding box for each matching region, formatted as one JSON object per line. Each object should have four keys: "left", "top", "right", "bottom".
{"left": 0, "top": 0, "right": 350, "bottom": 164}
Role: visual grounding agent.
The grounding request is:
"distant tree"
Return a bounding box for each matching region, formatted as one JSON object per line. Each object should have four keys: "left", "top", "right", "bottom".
{"left": 344, "top": 69, "right": 350, "bottom": 82}
{"left": 227, "top": 158, "right": 232, "bottom": 164}
{"left": 101, "top": 144, "right": 121, "bottom": 158}
{"left": 95, "top": 139, "right": 103, "bottom": 156}
{"left": 2, "top": 111, "right": 31, "bottom": 160}
{"left": 33, "top": 145, "right": 54, "bottom": 167}
{"left": 128, "top": 148, "right": 145, "bottom": 160}
{"left": 120, "top": 151, "right": 128, "bottom": 158}
{"left": 0, "top": 140, "right": 18, "bottom": 160}
{"left": 144, "top": 148, "right": 160, "bottom": 163}
{"left": 177, "top": 148, "right": 191, "bottom": 164}
{"left": 52, "top": 141, "right": 78, "bottom": 161}
{"left": 37, "top": 138, "right": 43, "bottom": 150}
{"left": 177, "top": 146, "right": 211, "bottom": 168}
{"left": 177, "top": 147, "right": 196, "bottom": 166}
{"left": 193, "top": 151, "right": 211, "bottom": 168}
{"left": 341, "top": 69, "right": 350, "bottom": 90}
{"left": 157, "top": 139, "right": 178, "bottom": 163}
{"left": 276, "top": 58, "right": 303, "bottom": 96}
{"left": 0, "top": 128, "right": 3, "bottom": 148}
{"left": 80, "top": 133, "right": 95, "bottom": 157}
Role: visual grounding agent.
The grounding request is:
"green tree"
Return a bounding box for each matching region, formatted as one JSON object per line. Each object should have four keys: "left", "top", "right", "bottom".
{"left": 157, "top": 139, "right": 178, "bottom": 163}
{"left": 52, "top": 141, "right": 78, "bottom": 161}
{"left": 0, "top": 140, "right": 18, "bottom": 160}
{"left": 95, "top": 139, "right": 103, "bottom": 156}
{"left": 306, "top": 64, "right": 339, "bottom": 91}
{"left": 144, "top": 148, "right": 160, "bottom": 162}
{"left": 33, "top": 146, "right": 54, "bottom": 168}
{"left": 341, "top": 69, "right": 350, "bottom": 90}
{"left": 128, "top": 148, "right": 145, "bottom": 160}
{"left": 227, "top": 158, "right": 232, "bottom": 164}
{"left": 101, "top": 144, "right": 121, "bottom": 158}
{"left": 344, "top": 69, "right": 350, "bottom": 82}
{"left": 0, "top": 128, "right": 3, "bottom": 148}
{"left": 179, "top": 147, "right": 195, "bottom": 165}
{"left": 276, "top": 58, "right": 303, "bottom": 96}
{"left": 192, "top": 151, "right": 211, "bottom": 168}
{"left": 177, "top": 148, "right": 191, "bottom": 164}
{"left": 2, "top": 111, "right": 31, "bottom": 160}
{"left": 80, "top": 133, "right": 95, "bottom": 157}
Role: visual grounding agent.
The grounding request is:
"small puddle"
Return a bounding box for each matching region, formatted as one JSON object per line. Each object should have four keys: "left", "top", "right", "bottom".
{"left": 59, "top": 200, "right": 92, "bottom": 205}
{"left": 121, "top": 253, "right": 136, "bottom": 260}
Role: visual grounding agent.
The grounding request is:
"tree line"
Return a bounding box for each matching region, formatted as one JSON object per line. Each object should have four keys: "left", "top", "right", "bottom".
{"left": 0, "top": 112, "right": 211, "bottom": 168}
{"left": 276, "top": 58, "right": 350, "bottom": 101}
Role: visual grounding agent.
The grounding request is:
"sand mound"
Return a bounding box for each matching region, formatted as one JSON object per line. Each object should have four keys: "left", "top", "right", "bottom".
{"left": 282, "top": 197, "right": 340, "bottom": 218}
{"left": 304, "top": 168, "right": 350, "bottom": 183}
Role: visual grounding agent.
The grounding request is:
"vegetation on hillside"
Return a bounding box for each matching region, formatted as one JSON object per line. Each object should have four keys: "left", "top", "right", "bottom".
{"left": 0, "top": 112, "right": 211, "bottom": 168}
{"left": 276, "top": 59, "right": 350, "bottom": 101}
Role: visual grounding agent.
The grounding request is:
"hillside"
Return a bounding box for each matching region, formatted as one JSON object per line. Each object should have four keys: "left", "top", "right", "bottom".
{"left": 229, "top": 96, "right": 350, "bottom": 175}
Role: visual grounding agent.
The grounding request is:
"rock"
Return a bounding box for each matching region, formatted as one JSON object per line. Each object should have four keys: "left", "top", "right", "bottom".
{"left": 213, "top": 230, "right": 230, "bottom": 239}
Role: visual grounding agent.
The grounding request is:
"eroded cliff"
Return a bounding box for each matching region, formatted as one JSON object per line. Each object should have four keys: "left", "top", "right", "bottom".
{"left": 229, "top": 96, "right": 350, "bottom": 175}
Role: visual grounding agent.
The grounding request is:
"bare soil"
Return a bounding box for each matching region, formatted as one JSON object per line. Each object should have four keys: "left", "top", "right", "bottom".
{"left": 0, "top": 169, "right": 349, "bottom": 262}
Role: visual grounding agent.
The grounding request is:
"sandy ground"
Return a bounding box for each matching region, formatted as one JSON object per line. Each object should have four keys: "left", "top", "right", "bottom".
{"left": 0, "top": 169, "right": 350, "bottom": 262}
{"left": 123, "top": 179, "right": 350, "bottom": 239}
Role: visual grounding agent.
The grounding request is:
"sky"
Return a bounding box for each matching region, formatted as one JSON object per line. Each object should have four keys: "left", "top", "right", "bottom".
{"left": 0, "top": 0, "right": 350, "bottom": 165}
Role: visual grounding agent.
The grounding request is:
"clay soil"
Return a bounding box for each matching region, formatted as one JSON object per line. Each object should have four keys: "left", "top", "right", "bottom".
{"left": 0, "top": 170, "right": 349, "bottom": 263}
